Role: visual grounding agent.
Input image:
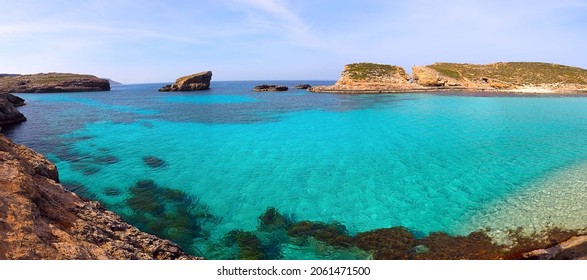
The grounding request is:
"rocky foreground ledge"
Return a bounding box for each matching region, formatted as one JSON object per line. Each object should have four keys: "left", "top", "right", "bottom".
{"left": 311, "top": 62, "right": 587, "bottom": 94}
{"left": 0, "top": 73, "right": 110, "bottom": 93}
{"left": 0, "top": 134, "right": 199, "bottom": 260}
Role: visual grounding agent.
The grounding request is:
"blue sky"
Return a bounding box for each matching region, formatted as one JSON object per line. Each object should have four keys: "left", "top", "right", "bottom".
{"left": 1, "top": 0, "right": 586, "bottom": 83}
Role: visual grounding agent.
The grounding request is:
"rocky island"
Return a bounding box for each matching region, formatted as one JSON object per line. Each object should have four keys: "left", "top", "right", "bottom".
{"left": 0, "top": 73, "right": 110, "bottom": 93}
{"left": 311, "top": 62, "right": 587, "bottom": 94}
{"left": 0, "top": 134, "right": 198, "bottom": 259}
{"left": 311, "top": 63, "right": 417, "bottom": 93}
{"left": 159, "top": 71, "right": 212, "bottom": 92}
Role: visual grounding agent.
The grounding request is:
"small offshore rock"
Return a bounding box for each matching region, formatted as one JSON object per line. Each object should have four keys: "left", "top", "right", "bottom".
{"left": 294, "top": 84, "right": 311, "bottom": 89}
{"left": 253, "top": 85, "right": 288, "bottom": 92}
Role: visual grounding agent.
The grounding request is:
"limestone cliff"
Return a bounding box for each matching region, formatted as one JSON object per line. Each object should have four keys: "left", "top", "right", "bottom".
{"left": 159, "top": 71, "right": 212, "bottom": 92}
{"left": 0, "top": 134, "right": 198, "bottom": 260}
{"left": 413, "top": 62, "right": 587, "bottom": 93}
{"left": 0, "top": 73, "right": 110, "bottom": 93}
{"left": 0, "top": 93, "right": 26, "bottom": 127}
{"left": 313, "top": 62, "right": 587, "bottom": 94}
{"left": 310, "top": 63, "right": 421, "bottom": 93}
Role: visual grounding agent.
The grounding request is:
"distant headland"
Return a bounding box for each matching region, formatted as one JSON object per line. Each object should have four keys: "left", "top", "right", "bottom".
{"left": 0, "top": 72, "right": 111, "bottom": 128}
{"left": 0, "top": 72, "right": 110, "bottom": 93}
{"left": 310, "top": 62, "right": 587, "bottom": 94}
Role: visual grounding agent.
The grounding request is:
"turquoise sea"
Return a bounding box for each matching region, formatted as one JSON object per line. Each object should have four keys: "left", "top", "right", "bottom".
{"left": 5, "top": 81, "right": 587, "bottom": 259}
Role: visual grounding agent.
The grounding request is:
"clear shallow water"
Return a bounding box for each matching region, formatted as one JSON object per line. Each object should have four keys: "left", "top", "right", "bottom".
{"left": 5, "top": 82, "right": 587, "bottom": 258}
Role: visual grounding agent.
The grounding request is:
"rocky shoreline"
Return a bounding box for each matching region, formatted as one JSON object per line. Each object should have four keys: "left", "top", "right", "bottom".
{"left": 0, "top": 133, "right": 199, "bottom": 259}
{"left": 311, "top": 62, "right": 587, "bottom": 94}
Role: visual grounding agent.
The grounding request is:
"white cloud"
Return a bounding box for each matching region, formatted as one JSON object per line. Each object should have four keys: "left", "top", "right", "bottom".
{"left": 231, "top": 0, "right": 334, "bottom": 50}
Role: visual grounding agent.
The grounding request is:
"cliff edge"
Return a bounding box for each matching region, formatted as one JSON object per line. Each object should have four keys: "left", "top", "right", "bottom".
{"left": 312, "top": 62, "right": 587, "bottom": 94}
{"left": 0, "top": 73, "right": 110, "bottom": 93}
{"left": 0, "top": 134, "right": 198, "bottom": 260}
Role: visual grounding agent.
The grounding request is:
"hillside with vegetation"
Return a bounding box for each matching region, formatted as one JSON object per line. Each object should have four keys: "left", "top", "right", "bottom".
{"left": 413, "top": 62, "right": 587, "bottom": 92}
{"left": 310, "top": 63, "right": 418, "bottom": 93}
{"left": 312, "top": 62, "right": 587, "bottom": 94}
{"left": 0, "top": 73, "right": 110, "bottom": 93}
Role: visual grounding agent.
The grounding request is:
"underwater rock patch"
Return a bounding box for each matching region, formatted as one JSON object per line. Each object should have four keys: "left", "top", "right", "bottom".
{"left": 258, "top": 207, "right": 292, "bottom": 231}
{"left": 123, "top": 179, "right": 219, "bottom": 255}
{"left": 94, "top": 155, "right": 120, "bottom": 165}
{"left": 287, "top": 221, "right": 354, "bottom": 248}
{"left": 142, "top": 156, "right": 166, "bottom": 168}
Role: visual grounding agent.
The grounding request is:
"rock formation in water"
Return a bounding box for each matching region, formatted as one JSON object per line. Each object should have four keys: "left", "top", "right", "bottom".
{"left": 310, "top": 63, "right": 421, "bottom": 93}
{"left": 0, "top": 134, "right": 199, "bottom": 260}
{"left": 311, "top": 62, "right": 587, "bottom": 94}
{"left": 0, "top": 73, "right": 110, "bottom": 93}
{"left": 253, "top": 85, "right": 288, "bottom": 92}
{"left": 0, "top": 93, "right": 26, "bottom": 127}
{"left": 159, "top": 71, "right": 212, "bottom": 92}
{"left": 294, "top": 84, "right": 312, "bottom": 90}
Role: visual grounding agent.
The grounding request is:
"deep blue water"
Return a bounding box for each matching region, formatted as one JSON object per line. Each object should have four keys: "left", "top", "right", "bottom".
{"left": 4, "top": 81, "right": 587, "bottom": 258}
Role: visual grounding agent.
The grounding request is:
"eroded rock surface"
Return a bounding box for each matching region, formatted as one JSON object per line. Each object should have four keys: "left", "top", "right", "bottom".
{"left": 310, "top": 63, "right": 421, "bottom": 93}
{"left": 159, "top": 71, "right": 212, "bottom": 92}
{"left": 0, "top": 134, "right": 199, "bottom": 260}
{"left": 312, "top": 62, "right": 587, "bottom": 94}
{"left": 413, "top": 62, "right": 587, "bottom": 93}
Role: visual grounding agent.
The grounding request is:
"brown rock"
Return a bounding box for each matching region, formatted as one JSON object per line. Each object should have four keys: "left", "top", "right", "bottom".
{"left": 0, "top": 134, "right": 199, "bottom": 260}
{"left": 159, "top": 71, "right": 212, "bottom": 92}
{"left": 310, "top": 63, "right": 422, "bottom": 93}
{"left": 412, "top": 66, "right": 463, "bottom": 87}
{"left": 523, "top": 235, "right": 587, "bottom": 260}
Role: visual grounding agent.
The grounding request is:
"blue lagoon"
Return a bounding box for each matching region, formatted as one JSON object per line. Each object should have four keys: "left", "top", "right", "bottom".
{"left": 5, "top": 81, "right": 587, "bottom": 259}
